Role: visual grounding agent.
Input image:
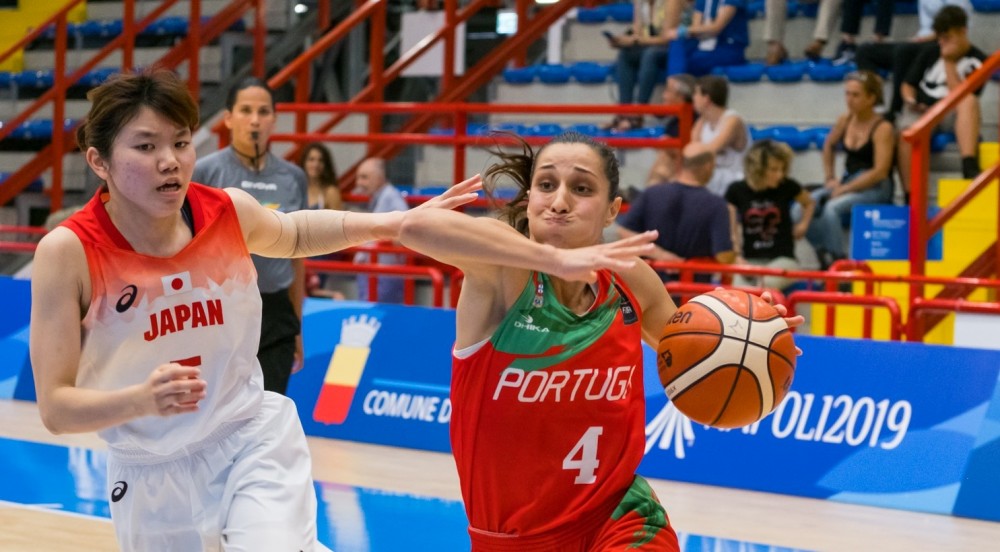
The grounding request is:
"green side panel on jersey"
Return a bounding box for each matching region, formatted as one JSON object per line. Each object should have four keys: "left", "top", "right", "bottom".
{"left": 491, "top": 272, "right": 620, "bottom": 372}
{"left": 611, "top": 476, "right": 668, "bottom": 548}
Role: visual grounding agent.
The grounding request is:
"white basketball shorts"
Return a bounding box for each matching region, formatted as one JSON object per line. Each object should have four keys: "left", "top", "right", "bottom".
{"left": 107, "top": 392, "right": 326, "bottom": 551}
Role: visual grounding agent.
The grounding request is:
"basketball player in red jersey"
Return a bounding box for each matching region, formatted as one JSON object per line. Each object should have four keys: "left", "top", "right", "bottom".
{"left": 398, "top": 132, "right": 803, "bottom": 551}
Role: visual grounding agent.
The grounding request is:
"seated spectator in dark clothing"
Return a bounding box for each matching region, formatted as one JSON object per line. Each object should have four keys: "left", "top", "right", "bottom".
{"left": 831, "top": 0, "right": 895, "bottom": 65}
{"left": 725, "top": 140, "right": 816, "bottom": 290}
{"left": 663, "top": 0, "right": 749, "bottom": 77}
{"left": 808, "top": 70, "right": 894, "bottom": 268}
{"left": 616, "top": 142, "right": 735, "bottom": 282}
{"left": 645, "top": 73, "right": 696, "bottom": 186}
{"left": 605, "top": 0, "right": 692, "bottom": 131}
{"left": 855, "top": 0, "right": 973, "bottom": 120}
{"left": 897, "top": 5, "right": 986, "bottom": 191}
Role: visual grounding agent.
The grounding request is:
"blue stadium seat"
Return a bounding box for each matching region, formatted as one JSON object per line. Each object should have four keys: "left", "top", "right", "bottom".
{"left": 799, "top": 2, "right": 819, "bottom": 17}
{"left": 11, "top": 120, "right": 54, "bottom": 140}
{"left": 808, "top": 62, "right": 854, "bottom": 82}
{"left": 502, "top": 66, "right": 536, "bottom": 84}
{"left": 606, "top": 3, "right": 635, "bottom": 22}
{"left": 79, "top": 67, "right": 118, "bottom": 87}
{"left": 142, "top": 16, "right": 189, "bottom": 36}
{"left": 570, "top": 61, "right": 611, "bottom": 84}
{"left": 466, "top": 123, "right": 490, "bottom": 136}
{"left": 525, "top": 123, "right": 564, "bottom": 137}
{"left": 894, "top": 1, "right": 919, "bottom": 15}
{"left": 537, "top": 64, "right": 572, "bottom": 84}
{"left": 565, "top": 123, "right": 607, "bottom": 137}
{"left": 416, "top": 186, "right": 448, "bottom": 196}
{"left": 930, "top": 132, "right": 956, "bottom": 152}
{"left": 773, "top": 126, "right": 812, "bottom": 151}
{"left": 489, "top": 122, "right": 530, "bottom": 135}
{"left": 0, "top": 72, "right": 11, "bottom": 88}
{"left": 747, "top": 0, "right": 765, "bottom": 18}
{"left": 0, "top": 172, "right": 44, "bottom": 192}
{"left": 15, "top": 70, "right": 54, "bottom": 89}
{"left": 724, "top": 63, "right": 766, "bottom": 83}
{"left": 972, "top": 0, "right": 1000, "bottom": 11}
{"left": 428, "top": 127, "right": 454, "bottom": 136}
{"left": 766, "top": 61, "right": 808, "bottom": 82}
{"left": 576, "top": 6, "right": 609, "bottom": 24}
{"left": 804, "top": 126, "right": 832, "bottom": 149}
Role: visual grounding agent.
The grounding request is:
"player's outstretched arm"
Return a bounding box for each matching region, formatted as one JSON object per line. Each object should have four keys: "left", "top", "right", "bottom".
{"left": 30, "top": 230, "right": 208, "bottom": 434}
{"left": 397, "top": 207, "right": 658, "bottom": 282}
{"left": 231, "top": 175, "right": 484, "bottom": 259}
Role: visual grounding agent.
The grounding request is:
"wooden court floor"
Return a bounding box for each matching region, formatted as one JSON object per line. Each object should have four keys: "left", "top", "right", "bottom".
{"left": 2, "top": 399, "right": 999, "bottom": 551}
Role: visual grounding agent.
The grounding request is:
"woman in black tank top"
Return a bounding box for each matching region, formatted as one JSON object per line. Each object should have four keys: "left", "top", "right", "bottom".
{"left": 806, "top": 71, "right": 895, "bottom": 266}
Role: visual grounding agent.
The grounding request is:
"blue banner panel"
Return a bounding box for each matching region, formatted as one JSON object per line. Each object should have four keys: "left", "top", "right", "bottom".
{"left": 287, "top": 300, "right": 455, "bottom": 453}
{"left": 638, "top": 336, "right": 1000, "bottom": 516}
{"left": 288, "top": 303, "right": 1000, "bottom": 521}
{"left": 850, "top": 205, "right": 943, "bottom": 261}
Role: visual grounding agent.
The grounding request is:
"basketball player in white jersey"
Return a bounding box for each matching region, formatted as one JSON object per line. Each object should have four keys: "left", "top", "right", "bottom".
{"left": 28, "top": 69, "right": 657, "bottom": 551}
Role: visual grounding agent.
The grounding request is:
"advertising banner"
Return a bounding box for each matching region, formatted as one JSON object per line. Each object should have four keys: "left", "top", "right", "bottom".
{"left": 287, "top": 299, "right": 1000, "bottom": 522}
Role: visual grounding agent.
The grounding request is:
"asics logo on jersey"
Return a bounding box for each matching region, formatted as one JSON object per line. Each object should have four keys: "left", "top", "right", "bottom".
{"left": 115, "top": 284, "right": 138, "bottom": 313}
{"left": 111, "top": 480, "right": 128, "bottom": 503}
{"left": 645, "top": 403, "right": 695, "bottom": 459}
{"left": 514, "top": 313, "right": 549, "bottom": 333}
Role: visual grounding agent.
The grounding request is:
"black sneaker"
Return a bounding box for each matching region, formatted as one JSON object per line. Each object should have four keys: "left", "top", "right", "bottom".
{"left": 832, "top": 42, "right": 856, "bottom": 66}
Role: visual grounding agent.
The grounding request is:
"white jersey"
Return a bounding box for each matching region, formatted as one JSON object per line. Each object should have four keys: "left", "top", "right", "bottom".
{"left": 63, "top": 184, "right": 264, "bottom": 457}
{"left": 700, "top": 108, "right": 752, "bottom": 197}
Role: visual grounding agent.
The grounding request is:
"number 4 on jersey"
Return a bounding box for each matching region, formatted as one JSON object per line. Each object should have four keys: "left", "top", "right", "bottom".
{"left": 563, "top": 426, "right": 603, "bottom": 484}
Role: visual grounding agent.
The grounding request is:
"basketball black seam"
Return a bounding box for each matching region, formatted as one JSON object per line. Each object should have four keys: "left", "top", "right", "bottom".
{"left": 661, "top": 304, "right": 727, "bottom": 390}
{"left": 711, "top": 291, "right": 761, "bottom": 426}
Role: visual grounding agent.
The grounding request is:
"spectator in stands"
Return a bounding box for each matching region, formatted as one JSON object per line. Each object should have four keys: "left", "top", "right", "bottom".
{"left": 897, "top": 5, "right": 985, "bottom": 192}
{"left": 663, "top": 0, "right": 749, "bottom": 76}
{"left": 299, "top": 143, "right": 345, "bottom": 300}
{"left": 690, "top": 75, "right": 751, "bottom": 196}
{"left": 855, "top": 0, "right": 974, "bottom": 121}
{"left": 353, "top": 157, "right": 409, "bottom": 303}
{"left": 645, "top": 72, "right": 696, "bottom": 186}
{"left": 725, "top": 140, "right": 816, "bottom": 290}
{"left": 300, "top": 142, "right": 343, "bottom": 211}
{"left": 605, "top": 0, "right": 691, "bottom": 130}
{"left": 193, "top": 77, "right": 307, "bottom": 396}
{"left": 831, "top": 0, "right": 895, "bottom": 65}
{"left": 763, "top": 0, "right": 841, "bottom": 64}
{"left": 617, "top": 142, "right": 735, "bottom": 281}
{"left": 808, "top": 70, "right": 894, "bottom": 268}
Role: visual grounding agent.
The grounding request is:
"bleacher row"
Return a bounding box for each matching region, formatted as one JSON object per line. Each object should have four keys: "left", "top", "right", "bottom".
{"left": 575, "top": 0, "right": 1000, "bottom": 24}
{"left": 427, "top": 120, "right": 960, "bottom": 152}
{"left": 31, "top": 14, "right": 243, "bottom": 42}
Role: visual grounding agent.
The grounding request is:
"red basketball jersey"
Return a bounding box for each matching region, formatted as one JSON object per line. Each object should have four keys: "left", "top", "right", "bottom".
{"left": 61, "top": 183, "right": 264, "bottom": 456}
{"left": 451, "top": 270, "right": 646, "bottom": 539}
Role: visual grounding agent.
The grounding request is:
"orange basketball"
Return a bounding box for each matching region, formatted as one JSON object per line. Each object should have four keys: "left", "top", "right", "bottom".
{"left": 657, "top": 289, "right": 797, "bottom": 428}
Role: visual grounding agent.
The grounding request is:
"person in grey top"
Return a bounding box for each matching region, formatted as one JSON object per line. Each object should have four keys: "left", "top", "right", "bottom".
{"left": 192, "top": 77, "right": 308, "bottom": 395}
{"left": 353, "top": 157, "right": 409, "bottom": 304}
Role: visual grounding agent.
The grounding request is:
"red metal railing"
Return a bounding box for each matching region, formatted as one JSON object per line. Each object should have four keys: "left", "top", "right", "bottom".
{"left": 269, "top": 101, "right": 692, "bottom": 187}
{"left": 305, "top": 259, "right": 447, "bottom": 307}
{"left": 901, "top": 49, "right": 1000, "bottom": 338}
{"left": 0, "top": 0, "right": 267, "bottom": 210}
{"left": 908, "top": 297, "right": 1000, "bottom": 340}
{"left": 787, "top": 291, "right": 904, "bottom": 341}
{"left": 0, "top": 225, "right": 47, "bottom": 254}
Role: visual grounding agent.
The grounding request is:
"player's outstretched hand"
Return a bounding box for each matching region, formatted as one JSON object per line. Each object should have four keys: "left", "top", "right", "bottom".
{"left": 140, "top": 363, "right": 207, "bottom": 417}
{"left": 415, "top": 174, "right": 483, "bottom": 212}
{"left": 551, "top": 231, "right": 658, "bottom": 282}
{"left": 759, "top": 290, "right": 804, "bottom": 356}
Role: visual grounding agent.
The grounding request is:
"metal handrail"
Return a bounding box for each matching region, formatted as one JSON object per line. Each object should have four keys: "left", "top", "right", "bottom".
{"left": 305, "top": 259, "right": 446, "bottom": 307}
{"left": 901, "top": 48, "right": 1000, "bottom": 326}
